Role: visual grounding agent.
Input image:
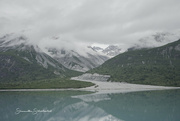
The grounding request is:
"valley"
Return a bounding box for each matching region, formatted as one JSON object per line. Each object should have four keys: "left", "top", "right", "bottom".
{"left": 0, "top": 33, "right": 180, "bottom": 89}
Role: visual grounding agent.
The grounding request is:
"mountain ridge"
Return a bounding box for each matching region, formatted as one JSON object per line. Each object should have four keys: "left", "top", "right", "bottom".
{"left": 89, "top": 39, "right": 180, "bottom": 86}
{"left": 46, "top": 47, "right": 109, "bottom": 72}
{"left": 0, "top": 34, "right": 81, "bottom": 82}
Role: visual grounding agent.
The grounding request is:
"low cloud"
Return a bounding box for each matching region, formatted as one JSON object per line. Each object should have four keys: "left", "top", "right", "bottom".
{"left": 0, "top": 0, "right": 180, "bottom": 48}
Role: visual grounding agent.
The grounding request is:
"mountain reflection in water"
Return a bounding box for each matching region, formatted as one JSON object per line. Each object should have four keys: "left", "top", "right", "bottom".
{"left": 0, "top": 90, "right": 180, "bottom": 121}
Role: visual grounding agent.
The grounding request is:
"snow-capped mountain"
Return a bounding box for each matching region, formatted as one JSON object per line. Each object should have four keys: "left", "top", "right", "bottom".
{"left": 130, "top": 31, "right": 180, "bottom": 50}
{"left": 90, "top": 45, "right": 122, "bottom": 57}
{"left": 43, "top": 39, "right": 123, "bottom": 72}
{"left": 102, "top": 45, "right": 122, "bottom": 57}
{"left": 0, "top": 34, "right": 29, "bottom": 51}
{"left": 0, "top": 33, "right": 73, "bottom": 78}
{"left": 0, "top": 33, "right": 111, "bottom": 73}
{"left": 45, "top": 47, "right": 109, "bottom": 72}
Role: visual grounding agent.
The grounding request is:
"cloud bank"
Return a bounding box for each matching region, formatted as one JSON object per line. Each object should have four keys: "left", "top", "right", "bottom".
{"left": 0, "top": 0, "right": 180, "bottom": 48}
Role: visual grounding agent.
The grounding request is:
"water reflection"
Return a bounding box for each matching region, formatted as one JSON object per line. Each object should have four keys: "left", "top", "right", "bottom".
{"left": 47, "top": 101, "right": 121, "bottom": 121}
{"left": 0, "top": 90, "right": 180, "bottom": 121}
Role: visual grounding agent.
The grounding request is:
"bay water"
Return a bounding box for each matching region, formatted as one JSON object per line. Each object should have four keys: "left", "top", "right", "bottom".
{"left": 0, "top": 89, "right": 180, "bottom": 121}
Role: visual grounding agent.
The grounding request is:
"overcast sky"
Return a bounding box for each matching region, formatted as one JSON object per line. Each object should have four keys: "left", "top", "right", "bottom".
{"left": 0, "top": 0, "right": 180, "bottom": 47}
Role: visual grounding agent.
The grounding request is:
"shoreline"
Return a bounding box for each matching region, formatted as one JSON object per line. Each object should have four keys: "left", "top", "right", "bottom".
{"left": 0, "top": 88, "right": 79, "bottom": 92}
{"left": 72, "top": 79, "right": 180, "bottom": 94}
{"left": 1, "top": 79, "right": 180, "bottom": 94}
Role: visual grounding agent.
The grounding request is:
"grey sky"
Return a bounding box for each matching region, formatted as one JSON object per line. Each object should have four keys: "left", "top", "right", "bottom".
{"left": 0, "top": 0, "right": 180, "bottom": 47}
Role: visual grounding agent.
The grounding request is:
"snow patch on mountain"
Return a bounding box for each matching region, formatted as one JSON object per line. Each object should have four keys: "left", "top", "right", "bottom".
{"left": 90, "top": 45, "right": 122, "bottom": 57}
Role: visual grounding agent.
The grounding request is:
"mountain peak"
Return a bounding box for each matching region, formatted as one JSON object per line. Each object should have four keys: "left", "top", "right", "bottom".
{"left": 130, "top": 31, "right": 180, "bottom": 50}
{"left": 0, "top": 33, "right": 28, "bottom": 46}
{"left": 91, "top": 44, "right": 122, "bottom": 57}
{"left": 0, "top": 33, "right": 44, "bottom": 54}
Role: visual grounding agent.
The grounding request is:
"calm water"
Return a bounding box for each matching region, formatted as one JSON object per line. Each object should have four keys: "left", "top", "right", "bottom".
{"left": 0, "top": 89, "right": 180, "bottom": 121}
